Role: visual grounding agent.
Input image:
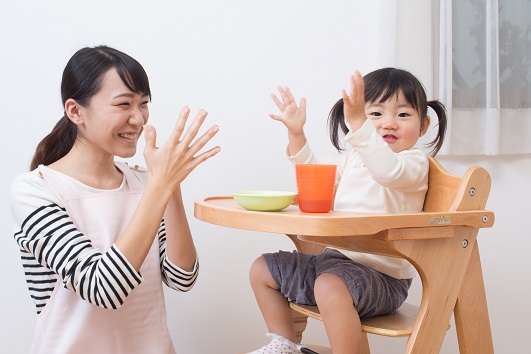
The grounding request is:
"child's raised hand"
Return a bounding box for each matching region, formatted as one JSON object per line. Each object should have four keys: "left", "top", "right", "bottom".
{"left": 342, "top": 70, "right": 366, "bottom": 132}
{"left": 269, "top": 86, "right": 306, "bottom": 136}
{"left": 143, "top": 107, "right": 220, "bottom": 192}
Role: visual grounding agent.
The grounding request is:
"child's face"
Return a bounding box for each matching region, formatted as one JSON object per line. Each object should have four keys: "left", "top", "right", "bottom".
{"left": 77, "top": 68, "right": 150, "bottom": 159}
{"left": 366, "top": 91, "right": 429, "bottom": 153}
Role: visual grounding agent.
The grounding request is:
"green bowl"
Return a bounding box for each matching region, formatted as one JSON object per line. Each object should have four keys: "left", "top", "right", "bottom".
{"left": 232, "top": 190, "right": 297, "bottom": 212}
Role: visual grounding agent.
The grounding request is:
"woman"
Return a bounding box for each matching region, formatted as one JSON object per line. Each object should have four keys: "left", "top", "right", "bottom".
{"left": 9, "top": 45, "right": 220, "bottom": 353}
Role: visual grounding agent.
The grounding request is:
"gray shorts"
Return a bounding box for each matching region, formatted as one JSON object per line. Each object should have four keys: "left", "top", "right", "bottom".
{"left": 263, "top": 248, "right": 412, "bottom": 318}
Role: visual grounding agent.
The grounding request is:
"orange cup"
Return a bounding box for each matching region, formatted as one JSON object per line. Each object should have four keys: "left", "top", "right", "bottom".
{"left": 295, "top": 164, "right": 337, "bottom": 213}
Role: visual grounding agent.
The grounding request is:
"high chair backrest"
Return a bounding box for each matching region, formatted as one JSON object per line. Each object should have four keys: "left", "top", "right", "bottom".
{"left": 423, "top": 157, "right": 491, "bottom": 213}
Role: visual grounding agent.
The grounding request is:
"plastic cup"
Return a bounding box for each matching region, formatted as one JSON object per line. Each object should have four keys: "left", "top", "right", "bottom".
{"left": 295, "top": 164, "right": 337, "bottom": 213}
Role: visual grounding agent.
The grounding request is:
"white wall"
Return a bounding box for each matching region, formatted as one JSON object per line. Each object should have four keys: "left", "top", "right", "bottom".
{"left": 0, "top": 1, "right": 528, "bottom": 353}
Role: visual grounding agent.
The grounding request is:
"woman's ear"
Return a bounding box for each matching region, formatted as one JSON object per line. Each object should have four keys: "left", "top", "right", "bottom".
{"left": 420, "top": 115, "right": 431, "bottom": 137}
{"left": 64, "top": 99, "right": 84, "bottom": 125}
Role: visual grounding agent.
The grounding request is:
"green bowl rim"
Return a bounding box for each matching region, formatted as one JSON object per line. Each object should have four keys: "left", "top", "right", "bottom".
{"left": 232, "top": 190, "right": 297, "bottom": 197}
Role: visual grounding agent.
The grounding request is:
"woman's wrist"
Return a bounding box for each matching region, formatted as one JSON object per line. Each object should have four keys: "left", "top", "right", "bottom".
{"left": 144, "top": 177, "right": 177, "bottom": 204}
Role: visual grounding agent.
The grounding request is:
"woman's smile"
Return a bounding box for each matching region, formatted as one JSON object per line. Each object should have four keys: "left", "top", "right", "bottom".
{"left": 118, "top": 131, "right": 140, "bottom": 142}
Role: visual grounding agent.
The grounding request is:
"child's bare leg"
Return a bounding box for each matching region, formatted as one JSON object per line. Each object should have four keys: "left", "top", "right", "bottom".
{"left": 249, "top": 255, "right": 297, "bottom": 342}
{"left": 315, "top": 273, "right": 362, "bottom": 354}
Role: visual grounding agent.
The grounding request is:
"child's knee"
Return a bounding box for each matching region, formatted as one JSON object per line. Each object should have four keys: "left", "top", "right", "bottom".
{"left": 249, "top": 255, "right": 274, "bottom": 287}
{"left": 314, "top": 273, "right": 350, "bottom": 304}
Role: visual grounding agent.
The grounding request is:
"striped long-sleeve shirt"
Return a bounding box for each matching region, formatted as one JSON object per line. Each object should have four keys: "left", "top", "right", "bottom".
{"left": 9, "top": 165, "right": 199, "bottom": 314}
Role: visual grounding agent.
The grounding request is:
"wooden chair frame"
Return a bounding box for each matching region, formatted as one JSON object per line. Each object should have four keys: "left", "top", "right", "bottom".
{"left": 287, "top": 157, "right": 495, "bottom": 353}
{"left": 193, "top": 157, "right": 495, "bottom": 354}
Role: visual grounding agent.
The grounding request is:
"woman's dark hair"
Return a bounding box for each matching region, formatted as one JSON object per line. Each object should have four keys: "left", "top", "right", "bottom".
{"left": 30, "top": 45, "right": 151, "bottom": 170}
{"left": 328, "top": 67, "right": 447, "bottom": 156}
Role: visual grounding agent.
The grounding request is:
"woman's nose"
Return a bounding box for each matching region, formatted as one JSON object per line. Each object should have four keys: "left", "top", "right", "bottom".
{"left": 129, "top": 109, "right": 145, "bottom": 127}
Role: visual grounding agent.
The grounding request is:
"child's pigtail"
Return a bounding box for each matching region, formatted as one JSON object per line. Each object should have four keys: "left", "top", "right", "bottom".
{"left": 328, "top": 98, "right": 349, "bottom": 152}
{"left": 426, "top": 100, "right": 448, "bottom": 156}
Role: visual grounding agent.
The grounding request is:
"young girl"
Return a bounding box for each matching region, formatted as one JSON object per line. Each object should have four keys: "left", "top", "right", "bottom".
{"left": 247, "top": 68, "right": 447, "bottom": 354}
{"left": 9, "top": 45, "right": 220, "bottom": 354}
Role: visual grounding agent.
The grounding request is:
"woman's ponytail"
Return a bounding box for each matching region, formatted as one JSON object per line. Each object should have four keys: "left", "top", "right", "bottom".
{"left": 30, "top": 116, "right": 77, "bottom": 170}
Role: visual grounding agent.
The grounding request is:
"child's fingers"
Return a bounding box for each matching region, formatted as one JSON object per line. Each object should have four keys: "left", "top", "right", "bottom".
{"left": 279, "top": 86, "right": 293, "bottom": 106}
{"left": 271, "top": 93, "right": 285, "bottom": 111}
{"left": 300, "top": 97, "right": 307, "bottom": 112}
{"left": 269, "top": 113, "right": 283, "bottom": 122}
{"left": 350, "top": 74, "right": 356, "bottom": 93}
{"left": 353, "top": 70, "right": 364, "bottom": 97}
{"left": 347, "top": 70, "right": 364, "bottom": 103}
{"left": 342, "top": 88, "right": 349, "bottom": 101}
{"left": 284, "top": 86, "right": 297, "bottom": 104}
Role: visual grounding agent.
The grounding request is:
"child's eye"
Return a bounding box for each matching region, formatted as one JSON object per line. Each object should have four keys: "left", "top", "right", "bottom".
{"left": 369, "top": 112, "right": 382, "bottom": 117}
{"left": 398, "top": 112, "right": 410, "bottom": 118}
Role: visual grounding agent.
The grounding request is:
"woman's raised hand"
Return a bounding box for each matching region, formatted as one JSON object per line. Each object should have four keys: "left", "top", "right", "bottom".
{"left": 342, "top": 70, "right": 367, "bottom": 132}
{"left": 143, "top": 106, "right": 220, "bottom": 191}
{"left": 269, "top": 86, "right": 306, "bottom": 136}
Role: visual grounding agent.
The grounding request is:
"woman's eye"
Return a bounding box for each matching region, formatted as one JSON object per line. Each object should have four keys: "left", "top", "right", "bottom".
{"left": 118, "top": 102, "right": 130, "bottom": 107}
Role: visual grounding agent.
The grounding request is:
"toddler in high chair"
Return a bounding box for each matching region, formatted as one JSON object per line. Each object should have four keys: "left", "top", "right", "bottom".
{"left": 246, "top": 68, "right": 448, "bottom": 354}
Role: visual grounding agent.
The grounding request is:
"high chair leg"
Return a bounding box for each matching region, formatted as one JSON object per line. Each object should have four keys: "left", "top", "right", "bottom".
{"left": 454, "top": 242, "right": 494, "bottom": 354}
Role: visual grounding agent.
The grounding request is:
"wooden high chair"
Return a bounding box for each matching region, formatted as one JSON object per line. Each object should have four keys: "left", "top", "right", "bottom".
{"left": 193, "top": 157, "right": 495, "bottom": 354}
{"left": 287, "top": 157, "right": 495, "bottom": 353}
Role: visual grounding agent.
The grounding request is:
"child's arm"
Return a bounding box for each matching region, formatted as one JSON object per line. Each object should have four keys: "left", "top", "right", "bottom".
{"left": 269, "top": 86, "right": 307, "bottom": 156}
{"left": 342, "top": 70, "right": 366, "bottom": 134}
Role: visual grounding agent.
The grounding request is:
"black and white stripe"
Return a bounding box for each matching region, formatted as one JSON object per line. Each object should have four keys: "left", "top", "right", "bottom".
{"left": 157, "top": 220, "right": 199, "bottom": 291}
{"left": 14, "top": 203, "right": 142, "bottom": 313}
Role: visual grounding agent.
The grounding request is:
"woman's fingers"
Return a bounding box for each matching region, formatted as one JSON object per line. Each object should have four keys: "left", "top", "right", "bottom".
{"left": 179, "top": 109, "right": 209, "bottom": 148}
{"left": 187, "top": 124, "right": 220, "bottom": 158}
{"left": 166, "top": 108, "right": 219, "bottom": 164}
{"left": 189, "top": 141, "right": 221, "bottom": 169}
{"left": 168, "top": 106, "right": 192, "bottom": 144}
{"left": 174, "top": 123, "right": 220, "bottom": 183}
{"left": 143, "top": 125, "right": 157, "bottom": 150}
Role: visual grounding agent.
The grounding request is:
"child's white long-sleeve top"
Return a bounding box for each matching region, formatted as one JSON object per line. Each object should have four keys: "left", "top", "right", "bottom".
{"left": 288, "top": 120, "right": 429, "bottom": 279}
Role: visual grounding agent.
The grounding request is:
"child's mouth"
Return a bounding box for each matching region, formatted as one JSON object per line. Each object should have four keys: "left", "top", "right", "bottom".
{"left": 382, "top": 134, "right": 398, "bottom": 143}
